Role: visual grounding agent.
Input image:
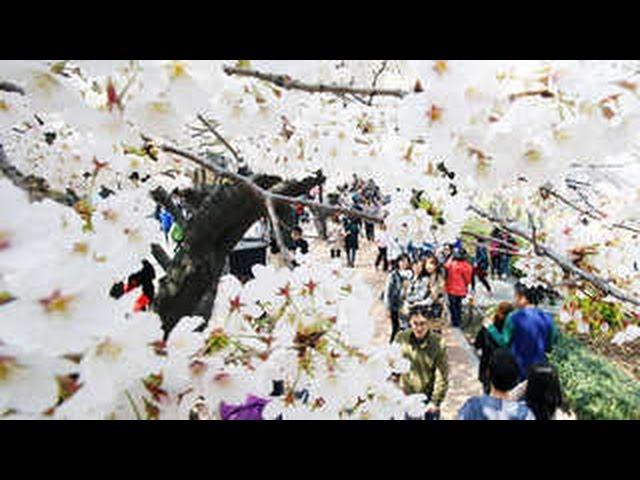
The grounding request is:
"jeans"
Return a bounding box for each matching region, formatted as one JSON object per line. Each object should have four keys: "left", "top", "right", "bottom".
{"left": 500, "top": 254, "right": 511, "bottom": 277}
{"left": 375, "top": 247, "right": 388, "bottom": 271}
{"left": 472, "top": 267, "right": 492, "bottom": 294}
{"left": 330, "top": 248, "right": 341, "bottom": 258}
{"left": 365, "top": 222, "right": 375, "bottom": 241}
{"left": 346, "top": 247, "right": 357, "bottom": 267}
{"left": 390, "top": 309, "right": 400, "bottom": 343}
{"left": 448, "top": 295, "right": 464, "bottom": 327}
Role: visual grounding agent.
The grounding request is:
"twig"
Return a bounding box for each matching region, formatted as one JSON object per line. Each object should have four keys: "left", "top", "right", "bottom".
{"left": 196, "top": 114, "right": 244, "bottom": 166}
{"left": 368, "top": 61, "right": 389, "bottom": 105}
{"left": 223, "top": 65, "right": 408, "bottom": 100}
{"left": 469, "top": 204, "right": 640, "bottom": 308}
{"left": 265, "top": 196, "right": 293, "bottom": 269}
{"left": 540, "top": 183, "right": 602, "bottom": 219}
{"left": 541, "top": 182, "right": 640, "bottom": 235}
{"left": 460, "top": 230, "right": 524, "bottom": 256}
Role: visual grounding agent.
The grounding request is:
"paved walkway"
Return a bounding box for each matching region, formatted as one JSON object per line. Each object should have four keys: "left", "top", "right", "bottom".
{"left": 309, "top": 238, "right": 485, "bottom": 419}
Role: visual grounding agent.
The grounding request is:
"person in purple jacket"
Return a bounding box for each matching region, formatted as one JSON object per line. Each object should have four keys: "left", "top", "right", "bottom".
{"left": 219, "top": 395, "right": 269, "bottom": 420}
{"left": 486, "top": 282, "right": 557, "bottom": 381}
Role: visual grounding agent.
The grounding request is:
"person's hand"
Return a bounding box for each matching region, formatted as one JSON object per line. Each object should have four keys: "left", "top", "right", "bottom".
{"left": 425, "top": 403, "right": 440, "bottom": 414}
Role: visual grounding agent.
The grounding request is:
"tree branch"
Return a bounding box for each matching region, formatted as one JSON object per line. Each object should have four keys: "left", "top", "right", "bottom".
{"left": 150, "top": 243, "right": 172, "bottom": 271}
{"left": 460, "top": 230, "right": 526, "bottom": 256}
{"left": 0, "top": 143, "right": 80, "bottom": 208}
{"left": 150, "top": 186, "right": 186, "bottom": 226}
{"left": 469, "top": 204, "right": 640, "bottom": 308}
{"left": 541, "top": 182, "right": 640, "bottom": 235}
{"left": 368, "top": 60, "right": 389, "bottom": 105}
{"left": 196, "top": 114, "right": 244, "bottom": 166}
{"left": 223, "top": 65, "right": 408, "bottom": 100}
{"left": 159, "top": 144, "right": 384, "bottom": 224}
{"left": 265, "top": 196, "right": 293, "bottom": 269}
{"left": 0, "top": 81, "right": 25, "bottom": 95}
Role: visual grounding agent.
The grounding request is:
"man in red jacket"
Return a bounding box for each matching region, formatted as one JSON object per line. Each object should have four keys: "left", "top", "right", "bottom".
{"left": 444, "top": 248, "right": 474, "bottom": 328}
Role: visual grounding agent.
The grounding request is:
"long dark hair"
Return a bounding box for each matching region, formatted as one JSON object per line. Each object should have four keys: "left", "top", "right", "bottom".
{"left": 422, "top": 252, "right": 442, "bottom": 280}
{"left": 514, "top": 282, "right": 545, "bottom": 306}
{"left": 390, "top": 254, "right": 410, "bottom": 271}
{"left": 525, "top": 363, "right": 563, "bottom": 421}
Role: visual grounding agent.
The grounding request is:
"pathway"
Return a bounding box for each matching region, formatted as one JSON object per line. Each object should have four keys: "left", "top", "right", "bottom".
{"left": 309, "top": 237, "right": 488, "bottom": 419}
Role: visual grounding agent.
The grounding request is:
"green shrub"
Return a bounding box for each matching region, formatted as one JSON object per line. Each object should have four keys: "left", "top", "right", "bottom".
{"left": 549, "top": 332, "right": 640, "bottom": 420}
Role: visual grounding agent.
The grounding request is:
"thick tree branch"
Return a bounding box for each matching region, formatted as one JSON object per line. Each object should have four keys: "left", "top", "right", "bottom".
{"left": 150, "top": 243, "right": 172, "bottom": 271}
{"left": 265, "top": 196, "right": 293, "bottom": 269}
{"left": 150, "top": 186, "right": 186, "bottom": 225}
{"left": 469, "top": 204, "right": 640, "bottom": 308}
{"left": 0, "top": 81, "right": 25, "bottom": 95}
{"left": 223, "top": 65, "right": 408, "bottom": 100}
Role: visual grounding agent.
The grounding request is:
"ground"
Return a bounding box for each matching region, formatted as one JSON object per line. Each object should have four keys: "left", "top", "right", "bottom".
{"left": 309, "top": 236, "right": 490, "bottom": 420}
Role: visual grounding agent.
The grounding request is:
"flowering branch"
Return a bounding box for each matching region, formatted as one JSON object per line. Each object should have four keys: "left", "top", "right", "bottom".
{"left": 469, "top": 204, "right": 640, "bottom": 308}
{"left": 195, "top": 114, "right": 244, "bottom": 167}
{"left": 0, "top": 143, "right": 80, "bottom": 208}
{"left": 160, "top": 144, "right": 383, "bottom": 224}
{"left": 540, "top": 182, "right": 640, "bottom": 235}
{"left": 223, "top": 65, "right": 408, "bottom": 101}
{"left": 540, "top": 182, "right": 604, "bottom": 220}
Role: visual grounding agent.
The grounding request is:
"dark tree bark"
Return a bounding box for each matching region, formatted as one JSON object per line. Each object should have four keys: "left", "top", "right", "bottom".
{"left": 152, "top": 170, "right": 326, "bottom": 338}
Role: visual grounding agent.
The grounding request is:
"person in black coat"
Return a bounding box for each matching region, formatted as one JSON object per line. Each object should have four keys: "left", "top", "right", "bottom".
{"left": 344, "top": 217, "right": 361, "bottom": 268}
{"left": 474, "top": 301, "right": 514, "bottom": 394}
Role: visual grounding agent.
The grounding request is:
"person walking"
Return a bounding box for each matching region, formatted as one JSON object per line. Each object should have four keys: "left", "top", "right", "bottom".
{"left": 364, "top": 200, "right": 376, "bottom": 242}
{"left": 385, "top": 255, "right": 410, "bottom": 342}
{"left": 458, "top": 349, "right": 535, "bottom": 420}
{"left": 393, "top": 305, "right": 449, "bottom": 420}
{"left": 486, "top": 283, "right": 558, "bottom": 381}
{"left": 472, "top": 240, "right": 492, "bottom": 295}
{"left": 499, "top": 231, "right": 517, "bottom": 279}
{"left": 344, "top": 217, "right": 361, "bottom": 268}
{"left": 375, "top": 222, "right": 389, "bottom": 271}
{"left": 509, "top": 363, "right": 565, "bottom": 420}
{"left": 327, "top": 215, "right": 344, "bottom": 260}
{"left": 288, "top": 226, "right": 309, "bottom": 267}
{"left": 444, "top": 248, "right": 474, "bottom": 328}
{"left": 422, "top": 254, "right": 446, "bottom": 325}
{"left": 489, "top": 227, "right": 502, "bottom": 278}
{"left": 474, "top": 302, "right": 515, "bottom": 394}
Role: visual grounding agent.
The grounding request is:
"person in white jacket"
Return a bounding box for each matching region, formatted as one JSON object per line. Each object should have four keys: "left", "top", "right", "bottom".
{"left": 327, "top": 215, "right": 344, "bottom": 260}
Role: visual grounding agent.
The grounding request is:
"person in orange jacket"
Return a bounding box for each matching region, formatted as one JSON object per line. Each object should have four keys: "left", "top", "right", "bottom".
{"left": 444, "top": 248, "right": 473, "bottom": 328}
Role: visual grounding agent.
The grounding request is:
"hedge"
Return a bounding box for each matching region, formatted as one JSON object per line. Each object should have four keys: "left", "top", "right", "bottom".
{"left": 461, "top": 306, "right": 640, "bottom": 420}
{"left": 548, "top": 332, "right": 640, "bottom": 420}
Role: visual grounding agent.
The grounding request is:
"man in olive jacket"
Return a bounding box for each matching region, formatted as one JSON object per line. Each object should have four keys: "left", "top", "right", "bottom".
{"left": 394, "top": 305, "right": 449, "bottom": 419}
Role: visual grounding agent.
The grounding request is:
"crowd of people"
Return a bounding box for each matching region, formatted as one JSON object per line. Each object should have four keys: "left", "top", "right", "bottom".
{"left": 390, "top": 277, "right": 563, "bottom": 420}
{"left": 118, "top": 175, "right": 565, "bottom": 421}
